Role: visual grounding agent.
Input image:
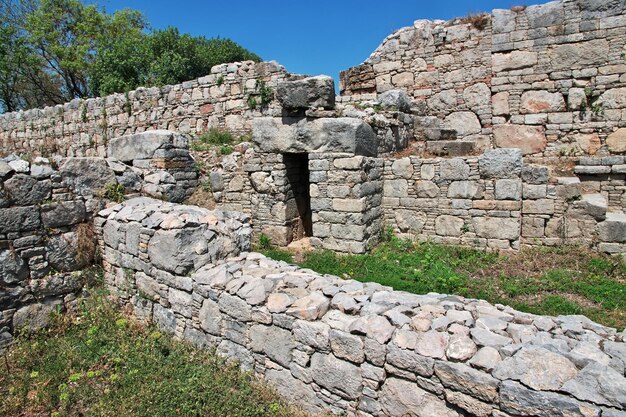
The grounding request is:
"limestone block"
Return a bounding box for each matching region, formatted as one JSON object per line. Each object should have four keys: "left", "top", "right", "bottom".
{"left": 440, "top": 159, "right": 470, "bottom": 180}
{"left": 395, "top": 209, "right": 427, "bottom": 234}
{"left": 384, "top": 179, "right": 408, "bottom": 198}
{"left": 448, "top": 181, "right": 482, "bottom": 199}
{"left": 427, "top": 90, "right": 457, "bottom": 112}
{"left": 310, "top": 352, "right": 362, "bottom": 399}
{"left": 597, "top": 212, "right": 626, "bottom": 243}
{"left": 598, "top": 87, "right": 626, "bottom": 109}
{"left": 548, "top": 39, "right": 610, "bottom": 70}
{"left": 415, "top": 180, "right": 440, "bottom": 198}
{"left": 252, "top": 117, "right": 378, "bottom": 157}
{"left": 495, "top": 179, "right": 522, "bottom": 200}
{"left": 443, "top": 111, "right": 482, "bottom": 136}
{"left": 520, "top": 91, "right": 565, "bottom": 114}
{"left": 3, "top": 175, "right": 51, "bottom": 206}
{"left": 0, "top": 250, "right": 28, "bottom": 285}
{"left": 463, "top": 83, "right": 491, "bottom": 112}
{"left": 492, "top": 92, "right": 510, "bottom": 116}
{"left": 492, "top": 51, "right": 537, "bottom": 72}
{"left": 378, "top": 89, "right": 412, "bottom": 112}
{"left": 391, "top": 157, "right": 413, "bottom": 178}
{"left": 391, "top": 71, "right": 414, "bottom": 87}
{"left": 41, "top": 201, "right": 87, "bottom": 228}
{"left": 108, "top": 130, "right": 186, "bottom": 161}
{"left": 435, "top": 215, "right": 464, "bottom": 237}
{"left": 250, "top": 324, "right": 295, "bottom": 367}
{"left": 0, "top": 206, "right": 41, "bottom": 232}
{"left": 276, "top": 75, "right": 335, "bottom": 110}
{"left": 380, "top": 377, "right": 457, "bottom": 417}
{"left": 60, "top": 158, "right": 116, "bottom": 197}
{"left": 473, "top": 217, "right": 520, "bottom": 240}
{"left": 606, "top": 128, "right": 626, "bottom": 153}
{"left": 493, "top": 124, "right": 547, "bottom": 155}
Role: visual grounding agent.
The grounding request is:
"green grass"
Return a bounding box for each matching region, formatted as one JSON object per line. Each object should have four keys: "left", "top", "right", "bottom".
{"left": 263, "top": 237, "right": 626, "bottom": 330}
{"left": 190, "top": 128, "right": 236, "bottom": 152}
{"left": 1, "top": 291, "right": 303, "bottom": 417}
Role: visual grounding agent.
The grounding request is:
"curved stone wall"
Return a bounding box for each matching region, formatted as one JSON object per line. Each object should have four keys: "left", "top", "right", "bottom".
{"left": 98, "top": 198, "right": 626, "bottom": 417}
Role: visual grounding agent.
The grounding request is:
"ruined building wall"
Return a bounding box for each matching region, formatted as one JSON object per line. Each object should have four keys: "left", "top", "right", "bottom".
{"left": 98, "top": 198, "right": 626, "bottom": 417}
{"left": 0, "top": 61, "right": 289, "bottom": 158}
{"left": 340, "top": 0, "right": 626, "bottom": 159}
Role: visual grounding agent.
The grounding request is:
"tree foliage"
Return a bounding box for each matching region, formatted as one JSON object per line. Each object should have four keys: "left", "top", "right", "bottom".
{"left": 0, "top": 0, "right": 261, "bottom": 112}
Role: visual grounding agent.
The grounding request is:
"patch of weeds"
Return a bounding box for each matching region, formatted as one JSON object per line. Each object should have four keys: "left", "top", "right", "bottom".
{"left": 246, "top": 79, "right": 274, "bottom": 110}
{"left": 261, "top": 249, "right": 293, "bottom": 264}
{"left": 247, "top": 95, "right": 258, "bottom": 109}
{"left": 104, "top": 182, "right": 125, "bottom": 203}
{"left": 219, "top": 145, "right": 233, "bottom": 155}
{"left": 0, "top": 292, "right": 303, "bottom": 417}
{"left": 216, "top": 75, "right": 224, "bottom": 86}
{"left": 190, "top": 129, "right": 234, "bottom": 152}
{"left": 459, "top": 13, "right": 490, "bottom": 30}
{"left": 256, "top": 233, "right": 273, "bottom": 251}
{"left": 75, "top": 223, "right": 97, "bottom": 266}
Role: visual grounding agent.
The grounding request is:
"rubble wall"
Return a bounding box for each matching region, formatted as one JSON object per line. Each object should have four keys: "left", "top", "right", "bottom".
{"left": 0, "top": 61, "right": 289, "bottom": 158}
{"left": 340, "top": 0, "right": 626, "bottom": 159}
{"left": 98, "top": 198, "right": 626, "bottom": 417}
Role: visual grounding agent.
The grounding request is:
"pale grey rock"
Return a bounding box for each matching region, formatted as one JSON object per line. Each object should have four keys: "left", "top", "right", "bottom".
{"left": 168, "top": 287, "right": 192, "bottom": 318}
{"left": 597, "top": 213, "right": 626, "bottom": 243}
{"left": 287, "top": 292, "right": 330, "bottom": 320}
{"left": 469, "top": 346, "right": 502, "bottom": 372}
{"left": 276, "top": 75, "right": 335, "bottom": 110}
{"left": 443, "top": 111, "right": 481, "bottom": 136}
{"left": 0, "top": 250, "right": 28, "bottom": 285}
{"left": 445, "top": 390, "right": 493, "bottom": 417}
{"left": 463, "top": 83, "right": 491, "bottom": 113}
{"left": 500, "top": 380, "right": 600, "bottom": 417}
{"left": 13, "top": 300, "right": 62, "bottom": 332}
{"left": 520, "top": 90, "right": 566, "bottom": 114}
{"left": 8, "top": 159, "right": 29, "bottom": 173}
{"left": 440, "top": 159, "right": 470, "bottom": 180}
{"left": 266, "top": 292, "right": 295, "bottom": 313}
{"left": 434, "top": 361, "right": 499, "bottom": 402}
{"left": 250, "top": 324, "right": 294, "bottom": 367}
{"left": 218, "top": 293, "right": 252, "bottom": 322}
{"left": 293, "top": 319, "right": 330, "bottom": 350}
{"left": 265, "top": 369, "right": 325, "bottom": 414}
{"left": 435, "top": 215, "right": 465, "bottom": 237}
{"left": 330, "top": 329, "right": 365, "bottom": 363}
{"left": 349, "top": 315, "right": 395, "bottom": 344}
{"left": 472, "top": 217, "right": 520, "bottom": 240}
{"left": 253, "top": 117, "right": 378, "bottom": 156}
{"left": 387, "top": 343, "right": 435, "bottom": 377}
{"left": 447, "top": 181, "right": 482, "bottom": 199}
{"left": 391, "top": 157, "right": 413, "bottom": 179}
{"left": 310, "top": 352, "right": 362, "bottom": 399}
{"left": 495, "top": 179, "right": 522, "bottom": 201}
{"left": 0, "top": 160, "right": 14, "bottom": 178}
{"left": 561, "top": 362, "right": 626, "bottom": 408}
{"left": 217, "top": 339, "right": 254, "bottom": 371}
{"left": 148, "top": 226, "right": 209, "bottom": 275}
{"left": 378, "top": 89, "right": 412, "bottom": 112}
{"left": 331, "top": 292, "right": 360, "bottom": 314}
{"left": 60, "top": 157, "right": 116, "bottom": 197}
{"left": 479, "top": 148, "right": 522, "bottom": 179}
{"left": 492, "top": 51, "right": 538, "bottom": 72}
{"left": 415, "top": 180, "right": 439, "bottom": 198}
{"left": 493, "top": 346, "right": 578, "bottom": 391}
{"left": 380, "top": 377, "right": 458, "bottom": 417}
{"left": 446, "top": 335, "right": 477, "bottom": 361}
{"left": 471, "top": 327, "right": 513, "bottom": 347}
{"left": 548, "top": 39, "right": 609, "bottom": 71}
{"left": 415, "top": 330, "right": 449, "bottom": 359}
{"left": 108, "top": 130, "right": 187, "bottom": 161}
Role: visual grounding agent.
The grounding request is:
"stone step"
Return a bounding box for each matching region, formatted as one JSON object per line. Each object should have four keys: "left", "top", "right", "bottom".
{"left": 597, "top": 212, "right": 626, "bottom": 243}
{"left": 426, "top": 140, "right": 475, "bottom": 157}
{"left": 580, "top": 193, "right": 608, "bottom": 221}
{"left": 424, "top": 128, "right": 457, "bottom": 141}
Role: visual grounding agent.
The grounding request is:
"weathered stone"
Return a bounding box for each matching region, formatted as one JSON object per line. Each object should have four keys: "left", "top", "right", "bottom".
{"left": 391, "top": 157, "right": 413, "bottom": 179}
{"left": 470, "top": 327, "right": 513, "bottom": 347}
{"left": 253, "top": 117, "right": 378, "bottom": 157}
{"left": 443, "top": 111, "right": 481, "bottom": 136}
{"left": 4, "top": 174, "right": 50, "bottom": 206}
{"left": 493, "top": 124, "right": 547, "bottom": 155}
{"left": 47, "top": 232, "right": 89, "bottom": 272}
{"left": 435, "top": 215, "right": 464, "bottom": 237}
{"left": 492, "top": 51, "right": 538, "bottom": 72}
{"left": 250, "top": 324, "right": 294, "bottom": 367}
{"left": 293, "top": 319, "right": 330, "bottom": 350}
{"left": 597, "top": 213, "right": 626, "bottom": 243}
{"left": 108, "top": 130, "right": 187, "bottom": 161}
{"left": 266, "top": 292, "right": 295, "bottom": 313}
{"left": 446, "top": 335, "right": 477, "bottom": 361}
{"left": 495, "top": 179, "right": 522, "bottom": 200}
{"left": 394, "top": 209, "right": 427, "bottom": 234}
{"left": 446, "top": 391, "right": 493, "bottom": 417}
{"left": 198, "top": 298, "right": 221, "bottom": 335}
{"left": 562, "top": 362, "right": 626, "bottom": 408}
{"left": 286, "top": 292, "right": 329, "bottom": 320}
{"left": 521, "top": 91, "right": 566, "bottom": 114}
{"left": 13, "top": 300, "right": 63, "bottom": 332}
{"left": 463, "top": 83, "right": 490, "bottom": 113}
{"left": 415, "top": 180, "right": 439, "bottom": 198}
{"left": 500, "top": 380, "right": 600, "bottom": 417}
{"left": 387, "top": 343, "right": 435, "bottom": 377}
{"left": 434, "top": 361, "right": 499, "bottom": 402}
{"left": 548, "top": 39, "right": 610, "bottom": 71}
{"left": 218, "top": 293, "right": 252, "bottom": 322}
{"left": 310, "top": 352, "right": 362, "bottom": 399}
{"left": 606, "top": 128, "right": 626, "bottom": 153}
{"left": 479, "top": 148, "right": 522, "bottom": 178}
{"left": 330, "top": 329, "right": 364, "bottom": 363}
{"left": 472, "top": 217, "right": 520, "bottom": 240}
{"left": 148, "top": 226, "right": 209, "bottom": 275}
{"left": 448, "top": 181, "right": 482, "bottom": 199}
{"left": 0, "top": 250, "right": 28, "bottom": 284}
{"left": 440, "top": 159, "right": 470, "bottom": 180}
{"left": 493, "top": 346, "right": 578, "bottom": 391}
{"left": 415, "top": 330, "right": 448, "bottom": 359}
{"left": 265, "top": 369, "right": 325, "bottom": 414}
{"left": 380, "top": 377, "right": 458, "bottom": 417}
{"left": 492, "top": 91, "right": 510, "bottom": 116}
{"left": 469, "top": 346, "right": 502, "bottom": 372}
{"left": 60, "top": 158, "right": 116, "bottom": 196}
{"left": 378, "top": 89, "right": 412, "bottom": 112}
{"left": 41, "top": 201, "right": 87, "bottom": 228}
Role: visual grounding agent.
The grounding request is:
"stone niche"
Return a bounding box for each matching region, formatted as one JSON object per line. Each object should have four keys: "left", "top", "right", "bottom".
{"left": 247, "top": 76, "right": 382, "bottom": 252}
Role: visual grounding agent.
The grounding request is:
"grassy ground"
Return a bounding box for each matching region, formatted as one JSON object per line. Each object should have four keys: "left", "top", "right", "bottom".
{"left": 262, "top": 238, "right": 626, "bottom": 331}
{"left": 1, "top": 291, "right": 304, "bottom": 417}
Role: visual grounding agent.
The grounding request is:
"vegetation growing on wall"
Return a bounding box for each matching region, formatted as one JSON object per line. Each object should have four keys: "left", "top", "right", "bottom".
{"left": 0, "top": 0, "right": 261, "bottom": 113}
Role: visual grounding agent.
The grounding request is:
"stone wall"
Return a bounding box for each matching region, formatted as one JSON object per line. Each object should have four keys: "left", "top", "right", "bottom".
{"left": 340, "top": 0, "right": 626, "bottom": 160}
{"left": 0, "top": 61, "right": 289, "bottom": 158}
{"left": 382, "top": 149, "right": 626, "bottom": 253}
{"left": 98, "top": 198, "right": 626, "bottom": 417}
{"left": 0, "top": 155, "right": 106, "bottom": 350}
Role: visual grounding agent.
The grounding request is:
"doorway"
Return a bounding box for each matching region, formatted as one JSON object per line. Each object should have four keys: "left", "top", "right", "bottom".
{"left": 284, "top": 153, "right": 313, "bottom": 241}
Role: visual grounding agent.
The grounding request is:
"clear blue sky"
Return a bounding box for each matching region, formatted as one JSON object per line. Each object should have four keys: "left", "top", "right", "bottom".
{"left": 99, "top": 0, "right": 546, "bottom": 83}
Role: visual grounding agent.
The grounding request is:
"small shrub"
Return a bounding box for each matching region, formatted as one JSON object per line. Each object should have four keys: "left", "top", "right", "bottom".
{"left": 198, "top": 129, "right": 234, "bottom": 145}
{"left": 257, "top": 233, "right": 273, "bottom": 250}
{"left": 257, "top": 80, "right": 274, "bottom": 105}
{"left": 75, "top": 223, "right": 97, "bottom": 266}
{"left": 460, "top": 13, "right": 491, "bottom": 31}
{"left": 216, "top": 75, "right": 224, "bottom": 86}
{"left": 219, "top": 145, "right": 233, "bottom": 155}
{"left": 104, "top": 182, "right": 125, "bottom": 203}
{"left": 247, "top": 96, "right": 258, "bottom": 109}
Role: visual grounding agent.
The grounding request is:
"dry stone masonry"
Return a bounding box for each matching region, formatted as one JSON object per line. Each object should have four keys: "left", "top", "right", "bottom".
{"left": 98, "top": 198, "right": 626, "bottom": 417}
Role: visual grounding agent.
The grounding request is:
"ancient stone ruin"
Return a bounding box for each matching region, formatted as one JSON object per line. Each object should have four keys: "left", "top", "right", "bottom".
{"left": 1, "top": 0, "right": 626, "bottom": 415}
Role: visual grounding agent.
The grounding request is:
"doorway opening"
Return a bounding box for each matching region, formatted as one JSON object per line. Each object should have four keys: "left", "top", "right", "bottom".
{"left": 284, "top": 153, "right": 313, "bottom": 241}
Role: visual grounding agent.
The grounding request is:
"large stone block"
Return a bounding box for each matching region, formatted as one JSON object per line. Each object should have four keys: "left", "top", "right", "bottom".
{"left": 276, "top": 75, "right": 335, "bottom": 110}
{"left": 250, "top": 324, "right": 295, "bottom": 367}
{"left": 492, "top": 51, "right": 537, "bottom": 72}
{"left": 493, "top": 124, "right": 546, "bottom": 155}
{"left": 108, "top": 130, "right": 187, "bottom": 161}
{"left": 0, "top": 250, "right": 28, "bottom": 285}
{"left": 435, "top": 215, "right": 464, "bottom": 237}
{"left": 380, "top": 378, "right": 457, "bottom": 417}
{"left": 3, "top": 175, "right": 51, "bottom": 206}
{"left": 473, "top": 217, "right": 520, "bottom": 240}
{"left": 41, "top": 201, "right": 87, "bottom": 228}
{"left": 520, "top": 91, "right": 565, "bottom": 114}
{"left": 252, "top": 117, "right": 378, "bottom": 156}
{"left": 597, "top": 213, "right": 626, "bottom": 243}
{"left": 310, "top": 352, "right": 362, "bottom": 400}
{"left": 606, "top": 128, "right": 626, "bottom": 153}
{"left": 59, "top": 158, "right": 116, "bottom": 196}
{"left": 443, "top": 111, "right": 482, "bottom": 136}
{"left": 147, "top": 226, "right": 209, "bottom": 275}
{"left": 0, "top": 206, "right": 41, "bottom": 232}
{"left": 548, "top": 39, "right": 610, "bottom": 70}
